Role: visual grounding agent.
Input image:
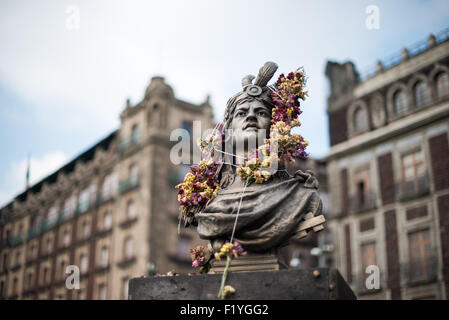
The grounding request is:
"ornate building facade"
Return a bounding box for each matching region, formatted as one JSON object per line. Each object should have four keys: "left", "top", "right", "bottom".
{"left": 325, "top": 29, "right": 449, "bottom": 299}
{"left": 0, "top": 76, "right": 214, "bottom": 300}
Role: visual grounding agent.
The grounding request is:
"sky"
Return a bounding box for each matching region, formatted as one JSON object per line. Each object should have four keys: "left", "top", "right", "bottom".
{"left": 1, "top": 0, "right": 449, "bottom": 207}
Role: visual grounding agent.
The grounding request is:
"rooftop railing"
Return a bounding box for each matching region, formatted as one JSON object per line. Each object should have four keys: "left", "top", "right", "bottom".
{"left": 360, "top": 27, "right": 449, "bottom": 81}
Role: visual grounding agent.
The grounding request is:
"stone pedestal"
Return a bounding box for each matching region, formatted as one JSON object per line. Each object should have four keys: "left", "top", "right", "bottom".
{"left": 129, "top": 268, "right": 356, "bottom": 300}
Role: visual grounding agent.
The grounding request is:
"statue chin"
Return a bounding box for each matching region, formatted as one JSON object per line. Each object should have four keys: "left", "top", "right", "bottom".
{"left": 233, "top": 130, "right": 266, "bottom": 156}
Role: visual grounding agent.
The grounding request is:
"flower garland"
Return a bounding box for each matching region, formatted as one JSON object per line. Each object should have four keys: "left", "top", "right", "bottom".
{"left": 175, "top": 159, "right": 220, "bottom": 227}
{"left": 237, "top": 70, "right": 309, "bottom": 184}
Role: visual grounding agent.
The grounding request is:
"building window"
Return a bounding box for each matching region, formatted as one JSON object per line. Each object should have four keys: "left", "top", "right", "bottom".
{"left": 126, "top": 200, "right": 136, "bottom": 220}
{"left": 62, "top": 229, "right": 71, "bottom": 247}
{"left": 80, "top": 254, "right": 88, "bottom": 274}
{"left": 131, "top": 124, "right": 139, "bottom": 143}
{"left": 43, "top": 266, "right": 49, "bottom": 285}
{"left": 122, "top": 277, "right": 129, "bottom": 300}
{"left": 353, "top": 106, "right": 369, "bottom": 133}
{"left": 436, "top": 72, "right": 449, "bottom": 98}
{"left": 352, "top": 166, "right": 373, "bottom": 211}
{"left": 46, "top": 237, "right": 53, "bottom": 254}
{"left": 63, "top": 195, "right": 77, "bottom": 218}
{"left": 15, "top": 251, "right": 21, "bottom": 266}
{"left": 129, "top": 164, "right": 139, "bottom": 186}
{"left": 408, "top": 229, "right": 433, "bottom": 282}
{"left": 102, "top": 172, "right": 118, "bottom": 200}
{"left": 81, "top": 221, "right": 90, "bottom": 239}
{"left": 393, "top": 90, "right": 408, "bottom": 115}
{"left": 124, "top": 237, "right": 134, "bottom": 260}
{"left": 12, "top": 277, "right": 18, "bottom": 296}
{"left": 78, "top": 188, "right": 90, "bottom": 213}
{"left": 47, "top": 205, "right": 59, "bottom": 226}
{"left": 2, "top": 252, "right": 8, "bottom": 271}
{"left": 413, "top": 81, "right": 429, "bottom": 106}
{"left": 99, "top": 246, "right": 109, "bottom": 268}
{"left": 401, "top": 149, "right": 426, "bottom": 196}
{"left": 27, "top": 272, "right": 33, "bottom": 290}
{"left": 103, "top": 212, "right": 112, "bottom": 230}
{"left": 60, "top": 260, "right": 66, "bottom": 280}
{"left": 360, "top": 242, "right": 377, "bottom": 272}
{"left": 98, "top": 283, "right": 107, "bottom": 300}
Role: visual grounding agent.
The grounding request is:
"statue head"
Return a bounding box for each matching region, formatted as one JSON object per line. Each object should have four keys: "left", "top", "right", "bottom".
{"left": 223, "top": 62, "right": 278, "bottom": 153}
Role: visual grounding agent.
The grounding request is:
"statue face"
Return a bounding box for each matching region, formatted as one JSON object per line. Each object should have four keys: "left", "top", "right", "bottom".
{"left": 230, "top": 99, "right": 271, "bottom": 153}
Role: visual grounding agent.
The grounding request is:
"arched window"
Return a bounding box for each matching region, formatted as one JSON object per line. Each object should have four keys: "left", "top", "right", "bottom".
{"left": 80, "top": 254, "right": 88, "bottom": 274}
{"left": 393, "top": 90, "right": 408, "bottom": 115}
{"left": 436, "top": 72, "right": 449, "bottom": 98}
{"left": 413, "top": 81, "right": 429, "bottom": 106}
{"left": 353, "top": 106, "right": 369, "bottom": 133}
{"left": 124, "top": 237, "right": 134, "bottom": 260}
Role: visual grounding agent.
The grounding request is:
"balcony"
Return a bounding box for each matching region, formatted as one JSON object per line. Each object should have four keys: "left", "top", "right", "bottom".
{"left": 403, "top": 255, "right": 438, "bottom": 287}
{"left": 119, "top": 176, "right": 139, "bottom": 195}
{"left": 96, "top": 193, "right": 116, "bottom": 206}
{"left": 349, "top": 190, "right": 377, "bottom": 213}
{"left": 117, "top": 256, "right": 137, "bottom": 269}
{"left": 26, "top": 227, "right": 39, "bottom": 241}
{"left": 397, "top": 174, "right": 430, "bottom": 201}
{"left": 119, "top": 136, "right": 140, "bottom": 153}
{"left": 8, "top": 235, "right": 23, "bottom": 247}
{"left": 57, "top": 211, "right": 72, "bottom": 225}
{"left": 119, "top": 216, "right": 138, "bottom": 229}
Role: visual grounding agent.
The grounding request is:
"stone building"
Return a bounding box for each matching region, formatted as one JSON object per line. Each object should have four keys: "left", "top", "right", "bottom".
{"left": 325, "top": 28, "right": 449, "bottom": 299}
{"left": 0, "top": 76, "right": 214, "bottom": 300}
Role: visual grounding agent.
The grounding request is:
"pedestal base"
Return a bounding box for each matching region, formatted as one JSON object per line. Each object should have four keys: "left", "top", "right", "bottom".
{"left": 129, "top": 268, "right": 356, "bottom": 300}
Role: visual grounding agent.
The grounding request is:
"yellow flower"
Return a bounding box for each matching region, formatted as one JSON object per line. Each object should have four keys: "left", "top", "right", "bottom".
{"left": 260, "top": 170, "right": 271, "bottom": 179}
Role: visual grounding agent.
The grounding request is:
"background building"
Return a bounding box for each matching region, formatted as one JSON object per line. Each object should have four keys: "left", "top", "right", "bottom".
{"left": 325, "top": 28, "right": 449, "bottom": 299}
{"left": 0, "top": 76, "right": 214, "bottom": 300}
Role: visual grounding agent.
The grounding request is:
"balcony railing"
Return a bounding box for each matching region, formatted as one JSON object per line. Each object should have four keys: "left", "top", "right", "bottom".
{"left": 119, "top": 176, "right": 139, "bottom": 195}
{"left": 349, "top": 190, "right": 377, "bottom": 213}
{"left": 8, "top": 234, "right": 23, "bottom": 247}
{"left": 402, "top": 255, "right": 438, "bottom": 287}
{"left": 26, "top": 227, "right": 39, "bottom": 240}
{"left": 397, "top": 174, "right": 430, "bottom": 201}
{"left": 360, "top": 27, "right": 449, "bottom": 81}
{"left": 76, "top": 201, "right": 91, "bottom": 216}
{"left": 119, "top": 136, "right": 139, "bottom": 152}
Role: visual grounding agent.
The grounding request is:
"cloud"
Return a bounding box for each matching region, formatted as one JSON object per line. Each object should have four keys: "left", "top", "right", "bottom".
{"left": 0, "top": 151, "right": 69, "bottom": 207}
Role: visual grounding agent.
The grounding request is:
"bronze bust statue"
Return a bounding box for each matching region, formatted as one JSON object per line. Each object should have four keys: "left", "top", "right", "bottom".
{"left": 194, "top": 62, "right": 325, "bottom": 262}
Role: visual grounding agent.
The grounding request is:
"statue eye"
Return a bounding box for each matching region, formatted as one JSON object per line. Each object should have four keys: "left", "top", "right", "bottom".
{"left": 236, "top": 111, "right": 246, "bottom": 117}
{"left": 258, "top": 111, "right": 268, "bottom": 116}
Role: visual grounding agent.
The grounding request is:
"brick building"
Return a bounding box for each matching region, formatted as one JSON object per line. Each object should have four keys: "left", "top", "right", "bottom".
{"left": 0, "top": 76, "right": 214, "bottom": 299}
{"left": 325, "top": 28, "right": 449, "bottom": 299}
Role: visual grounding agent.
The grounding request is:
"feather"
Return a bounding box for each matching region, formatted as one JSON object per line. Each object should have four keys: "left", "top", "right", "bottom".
{"left": 241, "top": 75, "right": 255, "bottom": 88}
{"left": 254, "top": 62, "right": 278, "bottom": 87}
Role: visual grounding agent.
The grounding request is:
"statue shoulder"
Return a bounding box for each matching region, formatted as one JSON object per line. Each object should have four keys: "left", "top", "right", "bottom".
{"left": 293, "top": 169, "right": 320, "bottom": 189}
